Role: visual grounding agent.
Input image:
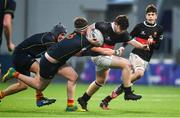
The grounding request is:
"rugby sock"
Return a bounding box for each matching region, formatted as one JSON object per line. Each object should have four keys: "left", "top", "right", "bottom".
{"left": 103, "top": 84, "right": 124, "bottom": 103}
{"left": 36, "top": 91, "right": 44, "bottom": 101}
{"left": 123, "top": 86, "right": 132, "bottom": 94}
{"left": 81, "top": 92, "right": 91, "bottom": 102}
{"left": 13, "top": 71, "right": 20, "bottom": 78}
{"left": 103, "top": 95, "right": 112, "bottom": 103}
{"left": 67, "top": 99, "right": 74, "bottom": 107}
{"left": 86, "top": 81, "right": 101, "bottom": 96}
{"left": 0, "top": 91, "right": 5, "bottom": 99}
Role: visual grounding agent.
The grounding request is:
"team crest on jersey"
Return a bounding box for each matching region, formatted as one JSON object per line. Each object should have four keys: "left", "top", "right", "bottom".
{"left": 153, "top": 32, "right": 157, "bottom": 37}
{"left": 140, "top": 31, "right": 146, "bottom": 35}
{"left": 104, "top": 36, "right": 111, "bottom": 41}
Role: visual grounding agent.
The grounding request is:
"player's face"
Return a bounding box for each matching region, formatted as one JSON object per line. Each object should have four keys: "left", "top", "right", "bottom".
{"left": 146, "top": 12, "right": 157, "bottom": 24}
{"left": 57, "top": 33, "right": 66, "bottom": 42}
{"left": 78, "top": 27, "right": 88, "bottom": 35}
{"left": 114, "top": 24, "right": 126, "bottom": 34}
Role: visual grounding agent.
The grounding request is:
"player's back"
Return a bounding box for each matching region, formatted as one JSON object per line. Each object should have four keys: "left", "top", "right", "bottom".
{"left": 14, "top": 32, "right": 56, "bottom": 58}
{"left": 47, "top": 32, "right": 91, "bottom": 61}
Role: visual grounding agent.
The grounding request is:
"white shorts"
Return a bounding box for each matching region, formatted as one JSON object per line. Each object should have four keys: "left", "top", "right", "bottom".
{"left": 91, "top": 55, "right": 112, "bottom": 71}
{"left": 129, "top": 53, "right": 148, "bottom": 72}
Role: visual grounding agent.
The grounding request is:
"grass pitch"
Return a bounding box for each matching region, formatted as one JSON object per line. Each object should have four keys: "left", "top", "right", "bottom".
{"left": 0, "top": 83, "right": 180, "bottom": 118}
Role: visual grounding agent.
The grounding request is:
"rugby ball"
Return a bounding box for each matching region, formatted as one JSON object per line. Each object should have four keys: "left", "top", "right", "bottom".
{"left": 86, "top": 28, "right": 104, "bottom": 46}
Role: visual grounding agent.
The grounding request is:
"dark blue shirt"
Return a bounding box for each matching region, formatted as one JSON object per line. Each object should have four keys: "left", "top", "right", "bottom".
{"left": 15, "top": 32, "right": 56, "bottom": 58}
{"left": 47, "top": 32, "right": 91, "bottom": 62}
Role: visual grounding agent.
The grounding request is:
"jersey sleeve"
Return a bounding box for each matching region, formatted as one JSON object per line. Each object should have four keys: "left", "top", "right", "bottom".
{"left": 95, "top": 22, "right": 109, "bottom": 33}
{"left": 130, "top": 24, "right": 141, "bottom": 38}
{"left": 4, "top": 0, "right": 16, "bottom": 18}
{"left": 151, "top": 26, "right": 164, "bottom": 49}
{"left": 122, "top": 31, "right": 131, "bottom": 42}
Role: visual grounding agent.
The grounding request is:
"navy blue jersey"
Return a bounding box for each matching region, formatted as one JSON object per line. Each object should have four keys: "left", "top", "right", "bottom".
{"left": 130, "top": 21, "right": 163, "bottom": 61}
{"left": 47, "top": 32, "right": 91, "bottom": 62}
{"left": 15, "top": 32, "right": 56, "bottom": 58}
{"left": 0, "top": 0, "right": 16, "bottom": 42}
{"left": 95, "top": 22, "right": 130, "bottom": 49}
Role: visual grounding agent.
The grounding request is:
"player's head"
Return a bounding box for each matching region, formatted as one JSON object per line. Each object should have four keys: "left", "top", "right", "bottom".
{"left": 74, "top": 17, "right": 88, "bottom": 34}
{"left": 114, "top": 15, "right": 129, "bottom": 34}
{"left": 51, "top": 22, "right": 67, "bottom": 42}
{"left": 145, "top": 4, "right": 157, "bottom": 24}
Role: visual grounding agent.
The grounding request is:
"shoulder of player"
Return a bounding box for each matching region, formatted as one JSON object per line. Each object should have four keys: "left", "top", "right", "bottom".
{"left": 156, "top": 24, "right": 163, "bottom": 32}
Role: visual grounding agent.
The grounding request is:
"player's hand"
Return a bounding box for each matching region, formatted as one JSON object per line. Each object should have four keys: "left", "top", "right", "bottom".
{"left": 114, "top": 47, "right": 125, "bottom": 56}
{"left": 148, "top": 36, "right": 154, "bottom": 45}
{"left": 7, "top": 43, "right": 15, "bottom": 52}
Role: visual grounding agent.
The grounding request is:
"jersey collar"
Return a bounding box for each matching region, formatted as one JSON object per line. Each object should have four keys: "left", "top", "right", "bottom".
{"left": 111, "top": 22, "right": 115, "bottom": 32}
{"left": 144, "top": 20, "right": 157, "bottom": 27}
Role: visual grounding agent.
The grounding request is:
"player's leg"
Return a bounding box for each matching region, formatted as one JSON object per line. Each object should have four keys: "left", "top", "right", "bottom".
{"left": 106, "top": 55, "right": 142, "bottom": 100}
{"left": 78, "top": 56, "right": 111, "bottom": 111}
{"left": 0, "top": 80, "right": 28, "bottom": 101}
{"left": 2, "top": 56, "right": 53, "bottom": 91}
{"left": 30, "top": 61, "right": 56, "bottom": 107}
{"left": 0, "top": 53, "right": 30, "bottom": 101}
{"left": 100, "top": 54, "right": 146, "bottom": 109}
{"left": 57, "top": 64, "right": 78, "bottom": 111}
{"left": 78, "top": 69, "right": 109, "bottom": 111}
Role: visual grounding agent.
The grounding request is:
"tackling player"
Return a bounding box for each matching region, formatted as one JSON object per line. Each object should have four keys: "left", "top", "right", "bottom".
{"left": 0, "top": 22, "right": 67, "bottom": 107}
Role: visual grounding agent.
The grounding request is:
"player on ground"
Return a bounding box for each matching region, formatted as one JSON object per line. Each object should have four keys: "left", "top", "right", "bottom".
{"left": 0, "top": 22, "right": 67, "bottom": 107}
{"left": 77, "top": 15, "right": 150, "bottom": 111}
{"left": 100, "top": 4, "right": 163, "bottom": 110}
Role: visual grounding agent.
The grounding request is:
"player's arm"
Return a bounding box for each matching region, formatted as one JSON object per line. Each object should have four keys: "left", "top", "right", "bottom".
{"left": 150, "top": 28, "right": 163, "bottom": 49}
{"left": 127, "top": 39, "right": 150, "bottom": 50}
{"left": 128, "top": 23, "right": 150, "bottom": 50}
{"left": 90, "top": 47, "right": 115, "bottom": 56}
{"left": 3, "top": 0, "right": 16, "bottom": 51}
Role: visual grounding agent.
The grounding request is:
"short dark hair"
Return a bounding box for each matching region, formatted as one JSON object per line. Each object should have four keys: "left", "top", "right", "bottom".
{"left": 114, "top": 15, "right": 129, "bottom": 30}
{"left": 74, "top": 17, "right": 88, "bottom": 31}
{"left": 146, "top": 4, "right": 157, "bottom": 14}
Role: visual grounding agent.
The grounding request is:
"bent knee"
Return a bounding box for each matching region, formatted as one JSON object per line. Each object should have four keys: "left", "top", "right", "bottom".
{"left": 135, "top": 69, "right": 145, "bottom": 78}
{"left": 17, "top": 83, "right": 28, "bottom": 90}
{"left": 68, "top": 73, "right": 78, "bottom": 82}
{"left": 96, "top": 78, "right": 106, "bottom": 86}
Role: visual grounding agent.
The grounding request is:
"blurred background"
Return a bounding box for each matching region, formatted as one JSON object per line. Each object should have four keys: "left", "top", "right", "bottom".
{"left": 1, "top": 0, "right": 180, "bottom": 86}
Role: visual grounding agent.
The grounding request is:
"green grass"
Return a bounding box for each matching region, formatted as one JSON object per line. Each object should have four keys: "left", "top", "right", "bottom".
{"left": 0, "top": 83, "right": 180, "bottom": 117}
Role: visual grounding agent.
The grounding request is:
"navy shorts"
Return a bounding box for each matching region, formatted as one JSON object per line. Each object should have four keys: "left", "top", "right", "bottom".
{"left": 39, "top": 55, "right": 64, "bottom": 79}
{"left": 12, "top": 51, "right": 36, "bottom": 76}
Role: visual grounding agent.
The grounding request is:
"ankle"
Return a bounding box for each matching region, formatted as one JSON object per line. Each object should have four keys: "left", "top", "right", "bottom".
{"left": 67, "top": 99, "right": 74, "bottom": 107}
{"left": 14, "top": 71, "right": 20, "bottom": 78}
{"left": 36, "top": 92, "right": 44, "bottom": 101}
{"left": 0, "top": 91, "right": 5, "bottom": 99}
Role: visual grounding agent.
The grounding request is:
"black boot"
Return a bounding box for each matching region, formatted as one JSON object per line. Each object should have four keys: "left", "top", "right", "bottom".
{"left": 124, "top": 86, "right": 142, "bottom": 100}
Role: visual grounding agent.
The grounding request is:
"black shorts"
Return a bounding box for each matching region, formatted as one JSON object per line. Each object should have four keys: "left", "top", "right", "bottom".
{"left": 12, "top": 51, "right": 36, "bottom": 76}
{"left": 39, "top": 55, "right": 64, "bottom": 79}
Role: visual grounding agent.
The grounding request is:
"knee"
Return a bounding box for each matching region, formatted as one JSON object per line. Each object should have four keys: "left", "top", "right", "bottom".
{"left": 34, "top": 83, "right": 45, "bottom": 91}
{"left": 135, "top": 69, "right": 145, "bottom": 79}
{"left": 69, "top": 73, "right": 78, "bottom": 83}
{"left": 96, "top": 78, "right": 106, "bottom": 86}
{"left": 36, "top": 86, "right": 45, "bottom": 91}
{"left": 72, "top": 73, "right": 78, "bottom": 81}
